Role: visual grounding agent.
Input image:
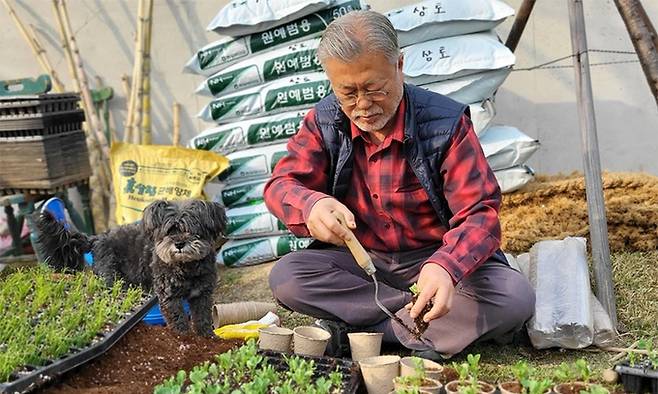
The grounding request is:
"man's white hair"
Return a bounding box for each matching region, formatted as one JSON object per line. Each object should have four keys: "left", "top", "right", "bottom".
{"left": 317, "top": 10, "right": 400, "bottom": 66}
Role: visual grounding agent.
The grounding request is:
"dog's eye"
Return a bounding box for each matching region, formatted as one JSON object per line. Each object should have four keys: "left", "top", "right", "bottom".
{"left": 166, "top": 226, "right": 178, "bottom": 235}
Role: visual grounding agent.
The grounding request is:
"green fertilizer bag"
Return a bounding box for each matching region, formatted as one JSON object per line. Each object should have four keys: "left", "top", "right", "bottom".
{"left": 196, "top": 38, "right": 322, "bottom": 98}
{"left": 184, "top": 0, "right": 367, "bottom": 76}
{"left": 197, "top": 72, "right": 329, "bottom": 124}
{"left": 225, "top": 201, "right": 288, "bottom": 239}
{"left": 217, "top": 142, "right": 289, "bottom": 184}
{"left": 214, "top": 179, "right": 268, "bottom": 208}
{"left": 217, "top": 234, "right": 313, "bottom": 267}
{"left": 189, "top": 110, "right": 308, "bottom": 154}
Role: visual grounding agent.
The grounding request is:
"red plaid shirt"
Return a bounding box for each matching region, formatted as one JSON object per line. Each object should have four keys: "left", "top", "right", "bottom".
{"left": 264, "top": 98, "right": 502, "bottom": 284}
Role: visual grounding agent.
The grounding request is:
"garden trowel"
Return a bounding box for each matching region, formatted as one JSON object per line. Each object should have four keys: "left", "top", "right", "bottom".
{"left": 332, "top": 211, "right": 421, "bottom": 338}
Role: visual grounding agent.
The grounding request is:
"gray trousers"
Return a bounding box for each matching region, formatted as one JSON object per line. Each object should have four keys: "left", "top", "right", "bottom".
{"left": 269, "top": 244, "right": 535, "bottom": 356}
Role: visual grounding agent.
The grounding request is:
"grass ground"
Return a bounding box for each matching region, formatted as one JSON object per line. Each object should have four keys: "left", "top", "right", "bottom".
{"left": 214, "top": 250, "right": 658, "bottom": 385}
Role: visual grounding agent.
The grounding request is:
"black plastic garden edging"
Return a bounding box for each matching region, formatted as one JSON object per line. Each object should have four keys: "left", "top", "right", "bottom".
{"left": 0, "top": 295, "right": 157, "bottom": 394}
{"left": 615, "top": 360, "right": 658, "bottom": 394}
{"left": 257, "top": 349, "right": 361, "bottom": 394}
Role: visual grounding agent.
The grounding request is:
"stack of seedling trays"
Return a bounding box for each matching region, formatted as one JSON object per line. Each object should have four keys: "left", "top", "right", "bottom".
{"left": 0, "top": 93, "right": 91, "bottom": 196}
{"left": 0, "top": 268, "right": 157, "bottom": 394}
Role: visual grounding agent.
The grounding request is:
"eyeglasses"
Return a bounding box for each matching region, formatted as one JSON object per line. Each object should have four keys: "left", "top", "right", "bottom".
{"left": 335, "top": 89, "right": 389, "bottom": 107}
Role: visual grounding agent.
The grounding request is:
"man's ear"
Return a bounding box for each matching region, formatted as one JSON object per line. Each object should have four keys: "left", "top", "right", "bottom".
{"left": 397, "top": 53, "right": 404, "bottom": 72}
{"left": 142, "top": 200, "right": 171, "bottom": 235}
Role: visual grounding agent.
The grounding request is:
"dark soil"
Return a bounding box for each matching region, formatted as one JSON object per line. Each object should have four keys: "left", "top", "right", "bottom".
{"left": 411, "top": 294, "right": 432, "bottom": 336}
{"left": 500, "top": 381, "right": 522, "bottom": 393}
{"left": 440, "top": 367, "right": 459, "bottom": 385}
{"left": 38, "top": 323, "right": 243, "bottom": 394}
{"left": 554, "top": 382, "right": 589, "bottom": 394}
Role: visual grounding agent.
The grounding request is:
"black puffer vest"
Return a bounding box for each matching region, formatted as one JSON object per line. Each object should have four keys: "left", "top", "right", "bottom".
{"left": 313, "top": 83, "right": 468, "bottom": 229}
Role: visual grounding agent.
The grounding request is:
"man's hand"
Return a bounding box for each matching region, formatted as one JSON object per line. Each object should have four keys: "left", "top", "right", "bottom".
{"left": 407, "top": 263, "right": 455, "bottom": 322}
{"left": 306, "top": 197, "right": 357, "bottom": 245}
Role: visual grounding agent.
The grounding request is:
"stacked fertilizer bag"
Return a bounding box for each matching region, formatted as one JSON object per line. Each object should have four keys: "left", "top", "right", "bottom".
{"left": 185, "top": 0, "right": 369, "bottom": 267}
{"left": 387, "top": 0, "right": 539, "bottom": 192}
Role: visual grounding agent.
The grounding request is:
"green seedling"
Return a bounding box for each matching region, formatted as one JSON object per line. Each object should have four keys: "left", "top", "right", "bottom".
{"left": 512, "top": 360, "right": 532, "bottom": 383}
{"left": 574, "top": 359, "right": 591, "bottom": 382}
{"left": 395, "top": 388, "right": 421, "bottom": 394}
{"left": 0, "top": 267, "right": 143, "bottom": 382}
{"left": 511, "top": 360, "right": 552, "bottom": 394}
{"left": 554, "top": 362, "right": 576, "bottom": 383}
{"left": 450, "top": 354, "right": 482, "bottom": 394}
{"left": 525, "top": 379, "right": 553, "bottom": 394}
{"left": 397, "top": 357, "right": 427, "bottom": 387}
{"left": 156, "top": 339, "right": 344, "bottom": 393}
{"left": 579, "top": 384, "right": 608, "bottom": 394}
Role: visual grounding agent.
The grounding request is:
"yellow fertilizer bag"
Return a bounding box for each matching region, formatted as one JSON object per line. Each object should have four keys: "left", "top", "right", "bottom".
{"left": 111, "top": 142, "right": 229, "bottom": 224}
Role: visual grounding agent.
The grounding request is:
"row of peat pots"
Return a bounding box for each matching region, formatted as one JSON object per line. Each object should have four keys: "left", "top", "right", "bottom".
{"left": 255, "top": 324, "right": 657, "bottom": 394}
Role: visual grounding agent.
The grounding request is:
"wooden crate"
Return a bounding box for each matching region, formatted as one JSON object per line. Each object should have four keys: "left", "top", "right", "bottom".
{"left": 0, "top": 130, "right": 91, "bottom": 191}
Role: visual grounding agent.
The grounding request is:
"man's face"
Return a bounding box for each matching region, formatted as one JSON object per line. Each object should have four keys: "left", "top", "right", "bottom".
{"left": 323, "top": 52, "right": 404, "bottom": 134}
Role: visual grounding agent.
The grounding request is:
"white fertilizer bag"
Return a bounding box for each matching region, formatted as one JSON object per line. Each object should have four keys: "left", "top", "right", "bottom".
{"left": 189, "top": 110, "right": 308, "bottom": 154}
{"left": 494, "top": 165, "right": 534, "bottom": 193}
{"left": 225, "top": 201, "right": 288, "bottom": 239}
{"left": 217, "top": 142, "right": 288, "bottom": 184}
{"left": 207, "top": 0, "right": 333, "bottom": 37}
{"left": 217, "top": 234, "right": 313, "bottom": 267}
{"left": 479, "top": 125, "right": 540, "bottom": 171}
{"left": 214, "top": 178, "right": 268, "bottom": 208}
{"left": 198, "top": 72, "right": 330, "bottom": 123}
{"left": 403, "top": 32, "right": 515, "bottom": 86}
{"left": 196, "top": 39, "right": 322, "bottom": 98}
{"left": 468, "top": 98, "right": 495, "bottom": 136}
{"left": 419, "top": 67, "right": 511, "bottom": 104}
{"left": 185, "top": 0, "right": 367, "bottom": 76}
{"left": 387, "top": 0, "right": 515, "bottom": 47}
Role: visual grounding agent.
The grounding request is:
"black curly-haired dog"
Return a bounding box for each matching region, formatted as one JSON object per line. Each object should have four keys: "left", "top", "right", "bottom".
{"left": 35, "top": 199, "right": 226, "bottom": 337}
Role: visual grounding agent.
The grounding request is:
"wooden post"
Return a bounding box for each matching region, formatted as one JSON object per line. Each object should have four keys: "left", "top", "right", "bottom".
{"left": 505, "top": 0, "right": 537, "bottom": 52}
{"left": 57, "top": 0, "right": 111, "bottom": 231}
{"left": 123, "top": 0, "right": 145, "bottom": 142}
{"left": 613, "top": 0, "right": 658, "bottom": 108}
{"left": 140, "top": 0, "right": 154, "bottom": 145}
{"left": 172, "top": 102, "right": 180, "bottom": 146}
{"left": 567, "top": 0, "right": 618, "bottom": 328}
{"left": 2, "top": 0, "right": 65, "bottom": 92}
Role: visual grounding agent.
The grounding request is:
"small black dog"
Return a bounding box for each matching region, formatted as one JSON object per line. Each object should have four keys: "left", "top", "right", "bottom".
{"left": 35, "top": 199, "right": 226, "bottom": 337}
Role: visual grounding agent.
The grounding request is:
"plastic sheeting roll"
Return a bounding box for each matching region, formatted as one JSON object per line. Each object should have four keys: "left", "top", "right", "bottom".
{"left": 527, "top": 237, "right": 594, "bottom": 349}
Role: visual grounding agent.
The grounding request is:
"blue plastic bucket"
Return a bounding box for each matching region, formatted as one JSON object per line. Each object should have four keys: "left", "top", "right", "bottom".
{"left": 143, "top": 301, "right": 191, "bottom": 326}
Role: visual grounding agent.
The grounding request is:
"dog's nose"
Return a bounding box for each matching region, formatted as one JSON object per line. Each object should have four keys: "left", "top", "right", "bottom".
{"left": 175, "top": 242, "right": 185, "bottom": 250}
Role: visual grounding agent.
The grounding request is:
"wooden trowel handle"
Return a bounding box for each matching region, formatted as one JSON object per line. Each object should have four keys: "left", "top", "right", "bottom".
{"left": 332, "top": 211, "right": 376, "bottom": 276}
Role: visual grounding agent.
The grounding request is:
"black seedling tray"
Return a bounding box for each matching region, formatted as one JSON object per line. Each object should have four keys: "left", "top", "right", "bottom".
{"left": 0, "top": 94, "right": 80, "bottom": 117}
{"left": 0, "top": 109, "right": 85, "bottom": 134}
{"left": 0, "top": 295, "right": 157, "bottom": 394}
{"left": 615, "top": 360, "right": 658, "bottom": 394}
{"left": 258, "top": 349, "right": 361, "bottom": 394}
